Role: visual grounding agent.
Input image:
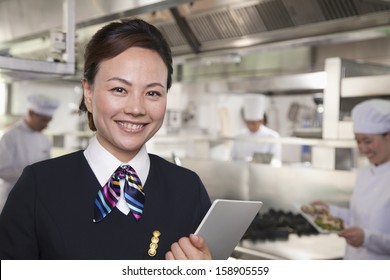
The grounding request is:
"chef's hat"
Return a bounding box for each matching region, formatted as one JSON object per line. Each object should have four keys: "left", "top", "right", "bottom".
{"left": 243, "top": 93, "right": 267, "bottom": 121}
{"left": 351, "top": 99, "right": 390, "bottom": 134}
{"left": 27, "top": 94, "right": 60, "bottom": 117}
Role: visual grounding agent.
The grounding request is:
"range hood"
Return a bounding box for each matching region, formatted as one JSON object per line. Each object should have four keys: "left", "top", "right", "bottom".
{"left": 1, "top": 0, "right": 390, "bottom": 81}
{"left": 0, "top": 0, "right": 77, "bottom": 82}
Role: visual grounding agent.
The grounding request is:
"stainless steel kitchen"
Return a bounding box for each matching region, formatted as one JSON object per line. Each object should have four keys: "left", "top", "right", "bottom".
{"left": 1, "top": 0, "right": 390, "bottom": 263}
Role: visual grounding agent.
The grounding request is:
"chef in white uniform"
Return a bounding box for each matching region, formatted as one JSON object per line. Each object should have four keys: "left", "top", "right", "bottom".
{"left": 0, "top": 94, "right": 59, "bottom": 212}
{"left": 312, "top": 98, "right": 390, "bottom": 259}
{"left": 231, "top": 93, "right": 281, "bottom": 166}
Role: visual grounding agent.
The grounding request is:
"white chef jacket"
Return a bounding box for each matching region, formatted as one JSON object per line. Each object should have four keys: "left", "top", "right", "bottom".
{"left": 0, "top": 119, "right": 51, "bottom": 212}
{"left": 329, "top": 160, "right": 390, "bottom": 259}
{"left": 231, "top": 124, "right": 281, "bottom": 165}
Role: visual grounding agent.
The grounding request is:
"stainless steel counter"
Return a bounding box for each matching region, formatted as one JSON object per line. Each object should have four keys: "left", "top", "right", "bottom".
{"left": 179, "top": 159, "right": 352, "bottom": 260}
{"left": 180, "top": 159, "right": 356, "bottom": 212}
{"left": 233, "top": 234, "right": 346, "bottom": 260}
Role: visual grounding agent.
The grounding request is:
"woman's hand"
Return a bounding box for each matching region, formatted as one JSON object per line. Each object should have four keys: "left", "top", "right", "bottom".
{"left": 338, "top": 227, "right": 364, "bottom": 247}
{"left": 165, "top": 234, "right": 212, "bottom": 260}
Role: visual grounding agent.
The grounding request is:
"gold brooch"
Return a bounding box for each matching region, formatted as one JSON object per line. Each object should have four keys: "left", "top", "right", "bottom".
{"left": 148, "top": 230, "right": 161, "bottom": 257}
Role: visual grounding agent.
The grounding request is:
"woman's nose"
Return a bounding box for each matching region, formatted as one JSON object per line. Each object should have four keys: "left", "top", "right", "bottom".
{"left": 124, "top": 95, "right": 146, "bottom": 115}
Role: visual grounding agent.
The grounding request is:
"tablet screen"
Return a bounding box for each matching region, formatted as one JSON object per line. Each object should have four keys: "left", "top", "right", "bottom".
{"left": 195, "top": 199, "right": 263, "bottom": 260}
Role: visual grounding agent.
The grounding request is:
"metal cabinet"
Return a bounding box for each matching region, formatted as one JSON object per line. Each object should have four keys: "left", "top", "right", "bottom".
{"left": 319, "top": 57, "right": 390, "bottom": 169}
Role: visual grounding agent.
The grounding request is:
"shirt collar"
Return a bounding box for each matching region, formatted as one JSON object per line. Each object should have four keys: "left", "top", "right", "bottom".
{"left": 19, "top": 119, "right": 35, "bottom": 132}
{"left": 369, "top": 160, "right": 390, "bottom": 175}
{"left": 83, "top": 135, "right": 150, "bottom": 187}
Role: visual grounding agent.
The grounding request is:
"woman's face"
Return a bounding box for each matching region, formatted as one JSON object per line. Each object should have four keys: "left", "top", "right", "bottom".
{"left": 355, "top": 132, "right": 390, "bottom": 165}
{"left": 83, "top": 47, "right": 168, "bottom": 162}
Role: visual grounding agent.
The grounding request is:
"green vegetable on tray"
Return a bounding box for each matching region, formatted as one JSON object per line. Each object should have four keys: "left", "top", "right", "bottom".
{"left": 314, "top": 215, "right": 344, "bottom": 231}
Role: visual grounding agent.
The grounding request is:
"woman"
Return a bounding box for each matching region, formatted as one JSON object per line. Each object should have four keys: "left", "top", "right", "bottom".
{"left": 312, "top": 99, "right": 390, "bottom": 259}
{"left": 0, "top": 18, "right": 212, "bottom": 260}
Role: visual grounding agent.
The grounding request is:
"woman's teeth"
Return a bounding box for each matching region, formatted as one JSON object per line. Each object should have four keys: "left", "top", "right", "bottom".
{"left": 118, "top": 121, "right": 143, "bottom": 130}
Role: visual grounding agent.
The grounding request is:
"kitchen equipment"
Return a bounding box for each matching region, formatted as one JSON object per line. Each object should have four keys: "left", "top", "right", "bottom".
{"left": 166, "top": 110, "right": 182, "bottom": 133}
{"left": 312, "top": 92, "right": 324, "bottom": 129}
{"left": 242, "top": 208, "right": 319, "bottom": 241}
{"left": 291, "top": 93, "right": 323, "bottom": 138}
{"left": 252, "top": 152, "right": 273, "bottom": 164}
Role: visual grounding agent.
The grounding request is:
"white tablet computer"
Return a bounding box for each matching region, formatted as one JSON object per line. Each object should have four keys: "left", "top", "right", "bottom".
{"left": 195, "top": 199, "right": 263, "bottom": 260}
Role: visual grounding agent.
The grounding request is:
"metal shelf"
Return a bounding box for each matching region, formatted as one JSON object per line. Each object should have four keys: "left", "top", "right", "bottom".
{"left": 341, "top": 74, "right": 390, "bottom": 97}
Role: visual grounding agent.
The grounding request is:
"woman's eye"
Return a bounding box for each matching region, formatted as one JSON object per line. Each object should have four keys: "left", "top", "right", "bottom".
{"left": 111, "top": 87, "right": 126, "bottom": 94}
{"left": 147, "top": 91, "right": 161, "bottom": 97}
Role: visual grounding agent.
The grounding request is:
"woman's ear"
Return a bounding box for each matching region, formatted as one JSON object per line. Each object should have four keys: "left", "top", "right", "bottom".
{"left": 82, "top": 79, "right": 93, "bottom": 113}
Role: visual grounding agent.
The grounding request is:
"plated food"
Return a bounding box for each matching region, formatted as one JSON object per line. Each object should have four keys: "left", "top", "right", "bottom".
{"left": 300, "top": 204, "right": 344, "bottom": 233}
{"left": 301, "top": 204, "right": 326, "bottom": 215}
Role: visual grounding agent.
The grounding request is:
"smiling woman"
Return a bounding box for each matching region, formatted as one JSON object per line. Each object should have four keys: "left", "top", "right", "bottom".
{"left": 310, "top": 99, "right": 390, "bottom": 260}
{"left": 81, "top": 47, "right": 168, "bottom": 162}
{"left": 0, "top": 18, "right": 212, "bottom": 260}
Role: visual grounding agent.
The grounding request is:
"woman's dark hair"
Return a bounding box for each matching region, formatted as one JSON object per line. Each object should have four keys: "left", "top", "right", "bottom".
{"left": 79, "top": 18, "right": 173, "bottom": 131}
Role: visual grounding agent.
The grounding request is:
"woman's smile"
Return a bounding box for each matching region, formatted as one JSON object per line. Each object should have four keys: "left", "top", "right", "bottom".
{"left": 117, "top": 120, "right": 145, "bottom": 132}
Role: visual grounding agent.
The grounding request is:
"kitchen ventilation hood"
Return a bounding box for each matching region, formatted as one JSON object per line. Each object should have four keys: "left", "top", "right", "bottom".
{"left": 0, "top": 0, "right": 76, "bottom": 82}
{"left": 1, "top": 0, "right": 390, "bottom": 81}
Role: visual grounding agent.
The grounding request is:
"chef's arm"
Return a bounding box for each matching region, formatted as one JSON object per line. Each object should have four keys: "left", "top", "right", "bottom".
{"left": 363, "top": 230, "right": 390, "bottom": 254}
{"left": 0, "top": 140, "right": 21, "bottom": 182}
{"left": 0, "top": 166, "right": 21, "bottom": 182}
